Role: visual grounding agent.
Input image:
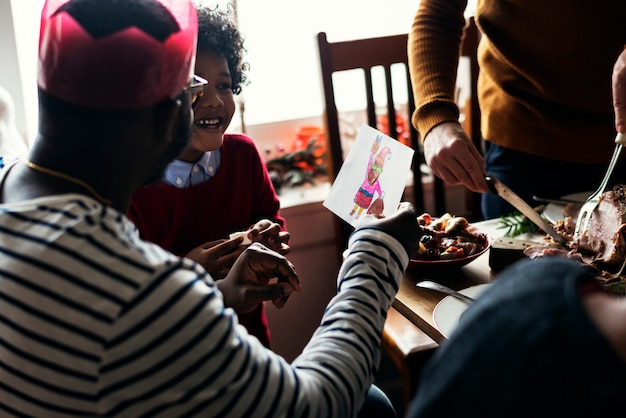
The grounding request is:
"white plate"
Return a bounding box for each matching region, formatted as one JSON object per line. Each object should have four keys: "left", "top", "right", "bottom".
{"left": 542, "top": 192, "right": 590, "bottom": 224}
{"left": 432, "top": 284, "right": 491, "bottom": 339}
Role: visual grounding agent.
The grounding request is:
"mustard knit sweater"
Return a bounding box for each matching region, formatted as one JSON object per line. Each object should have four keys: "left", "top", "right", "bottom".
{"left": 409, "top": 0, "right": 626, "bottom": 163}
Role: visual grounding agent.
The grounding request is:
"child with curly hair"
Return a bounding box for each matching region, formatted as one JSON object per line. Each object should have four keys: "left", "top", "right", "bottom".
{"left": 129, "top": 5, "right": 289, "bottom": 348}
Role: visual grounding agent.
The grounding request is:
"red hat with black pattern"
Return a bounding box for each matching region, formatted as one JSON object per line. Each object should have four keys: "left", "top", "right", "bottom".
{"left": 38, "top": 0, "right": 197, "bottom": 109}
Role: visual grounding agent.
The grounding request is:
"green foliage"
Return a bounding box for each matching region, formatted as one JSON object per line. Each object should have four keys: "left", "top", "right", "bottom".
{"left": 497, "top": 211, "right": 540, "bottom": 237}
{"left": 266, "top": 137, "right": 327, "bottom": 188}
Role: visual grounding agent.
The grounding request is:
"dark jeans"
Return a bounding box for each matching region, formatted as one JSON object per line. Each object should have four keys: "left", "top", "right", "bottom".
{"left": 481, "top": 142, "right": 626, "bottom": 219}
{"left": 357, "top": 384, "right": 397, "bottom": 418}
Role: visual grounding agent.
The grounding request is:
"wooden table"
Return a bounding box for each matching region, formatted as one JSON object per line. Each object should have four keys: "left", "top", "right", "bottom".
{"left": 392, "top": 218, "right": 543, "bottom": 344}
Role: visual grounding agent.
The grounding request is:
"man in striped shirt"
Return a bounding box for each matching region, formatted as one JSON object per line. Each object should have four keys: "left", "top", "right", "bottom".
{"left": 0, "top": 0, "right": 420, "bottom": 416}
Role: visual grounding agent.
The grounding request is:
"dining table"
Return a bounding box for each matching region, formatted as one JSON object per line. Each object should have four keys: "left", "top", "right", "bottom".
{"left": 392, "top": 217, "right": 545, "bottom": 344}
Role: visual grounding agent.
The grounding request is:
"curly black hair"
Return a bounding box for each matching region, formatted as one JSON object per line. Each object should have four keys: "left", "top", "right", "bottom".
{"left": 196, "top": 5, "right": 248, "bottom": 95}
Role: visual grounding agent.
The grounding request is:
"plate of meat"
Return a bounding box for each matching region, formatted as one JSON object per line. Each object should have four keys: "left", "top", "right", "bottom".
{"left": 526, "top": 185, "right": 626, "bottom": 286}
{"left": 542, "top": 192, "right": 590, "bottom": 224}
{"left": 407, "top": 213, "right": 490, "bottom": 273}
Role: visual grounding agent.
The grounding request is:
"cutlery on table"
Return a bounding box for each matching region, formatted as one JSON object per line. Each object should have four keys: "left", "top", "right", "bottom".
{"left": 485, "top": 175, "right": 569, "bottom": 248}
{"left": 415, "top": 281, "right": 475, "bottom": 304}
{"left": 574, "top": 132, "right": 626, "bottom": 238}
{"left": 532, "top": 196, "right": 585, "bottom": 206}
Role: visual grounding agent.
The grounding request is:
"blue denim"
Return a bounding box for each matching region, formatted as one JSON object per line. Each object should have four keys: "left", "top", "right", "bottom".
{"left": 481, "top": 142, "right": 626, "bottom": 219}
{"left": 357, "top": 384, "right": 397, "bottom": 418}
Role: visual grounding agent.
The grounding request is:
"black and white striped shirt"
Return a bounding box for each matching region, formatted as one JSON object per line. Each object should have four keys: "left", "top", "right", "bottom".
{"left": 0, "top": 194, "right": 407, "bottom": 417}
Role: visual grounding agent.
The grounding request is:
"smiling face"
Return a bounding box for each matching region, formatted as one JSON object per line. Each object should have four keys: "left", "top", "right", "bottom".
{"left": 176, "top": 50, "right": 236, "bottom": 162}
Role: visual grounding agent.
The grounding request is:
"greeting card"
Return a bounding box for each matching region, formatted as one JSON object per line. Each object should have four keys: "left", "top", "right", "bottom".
{"left": 323, "top": 124, "right": 415, "bottom": 227}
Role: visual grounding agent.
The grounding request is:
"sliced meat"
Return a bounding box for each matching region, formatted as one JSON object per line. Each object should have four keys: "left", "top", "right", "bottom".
{"left": 575, "top": 184, "right": 626, "bottom": 271}
{"left": 524, "top": 185, "right": 626, "bottom": 276}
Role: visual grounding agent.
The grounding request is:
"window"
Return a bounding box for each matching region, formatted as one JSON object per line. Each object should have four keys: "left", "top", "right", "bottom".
{"left": 194, "top": 0, "right": 421, "bottom": 129}
{"left": 7, "top": 0, "right": 422, "bottom": 142}
{"left": 224, "top": 0, "right": 419, "bottom": 125}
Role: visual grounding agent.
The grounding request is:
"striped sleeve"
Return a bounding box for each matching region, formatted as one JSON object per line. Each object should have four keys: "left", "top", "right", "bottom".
{"left": 104, "top": 227, "right": 408, "bottom": 417}
{"left": 0, "top": 201, "right": 408, "bottom": 417}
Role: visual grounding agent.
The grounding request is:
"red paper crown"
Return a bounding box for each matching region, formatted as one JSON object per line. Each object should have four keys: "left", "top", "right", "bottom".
{"left": 38, "top": 0, "right": 197, "bottom": 109}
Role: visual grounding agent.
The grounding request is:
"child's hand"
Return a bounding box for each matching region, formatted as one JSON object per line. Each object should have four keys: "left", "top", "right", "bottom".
{"left": 218, "top": 243, "right": 301, "bottom": 313}
{"left": 246, "top": 219, "right": 291, "bottom": 255}
{"left": 185, "top": 238, "right": 246, "bottom": 279}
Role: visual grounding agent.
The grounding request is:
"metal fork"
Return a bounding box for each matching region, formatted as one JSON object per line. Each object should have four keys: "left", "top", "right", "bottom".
{"left": 574, "top": 132, "right": 626, "bottom": 238}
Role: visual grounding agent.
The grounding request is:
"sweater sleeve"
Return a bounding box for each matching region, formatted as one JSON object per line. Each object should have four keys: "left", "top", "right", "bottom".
{"left": 408, "top": 0, "right": 469, "bottom": 140}
{"left": 104, "top": 227, "right": 409, "bottom": 417}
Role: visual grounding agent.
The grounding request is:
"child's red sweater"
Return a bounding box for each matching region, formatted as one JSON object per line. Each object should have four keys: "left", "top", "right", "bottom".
{"left": 128, "top": 133, "right": 284, "bottom": 347}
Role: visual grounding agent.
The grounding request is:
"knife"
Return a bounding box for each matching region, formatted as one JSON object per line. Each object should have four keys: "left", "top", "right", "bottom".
{"left": 485, "top": 175, "right": 569, "bottom": 248}
{"left": 532, "top": 195, "right": 585, "bottom": 206}
{"left": 415, "top": 281, "right": 475, "bottom": 304}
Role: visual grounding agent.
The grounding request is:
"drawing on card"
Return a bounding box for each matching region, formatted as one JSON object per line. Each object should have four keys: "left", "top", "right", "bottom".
{"left": 349, "top": 134, "right": 389, "bottom": 219}
{"left": 323, "top": 124, "right": 415, "bottom": 228}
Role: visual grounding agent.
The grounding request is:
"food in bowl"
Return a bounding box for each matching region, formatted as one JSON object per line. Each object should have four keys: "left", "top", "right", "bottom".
{"left": 414, "top": 213, "right": 488, "bottom": 261}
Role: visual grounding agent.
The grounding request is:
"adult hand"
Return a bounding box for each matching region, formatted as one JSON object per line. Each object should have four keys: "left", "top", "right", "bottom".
{"left": 247, "top": 219, "right": 291, "bottom": 255}
{"left": 217, "top": 243, "right": 301, "bottom": 313}
{"left": 423, "top": 122, "right": 489, "bottom": 193}
{"left": 613, "top": 48, "right": 626, "bottom": 133}
{"left": 354, "top": 202, "right": 421, "bottom": 259}
{"left": 186, "top": 238, "right": 245, "bottom": 280}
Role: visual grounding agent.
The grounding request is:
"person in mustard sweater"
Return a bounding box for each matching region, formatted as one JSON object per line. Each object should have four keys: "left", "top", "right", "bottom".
{"left": 128, "top": 6, "right": 289, "bottom": 348}
{"left": 408, "top": 1, "right": 626, "bottom": 219}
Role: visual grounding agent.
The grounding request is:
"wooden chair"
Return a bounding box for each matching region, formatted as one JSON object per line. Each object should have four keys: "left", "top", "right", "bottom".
{"left": 317, "top": 30, "right": 446, "bottom": 254}
{"left": 317, "top": 18, "right": 482, "bottom": 254}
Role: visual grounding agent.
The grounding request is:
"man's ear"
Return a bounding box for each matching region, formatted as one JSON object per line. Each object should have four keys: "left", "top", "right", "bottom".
{"left": 153, "top": 98, "right": 182, "bottom": 144}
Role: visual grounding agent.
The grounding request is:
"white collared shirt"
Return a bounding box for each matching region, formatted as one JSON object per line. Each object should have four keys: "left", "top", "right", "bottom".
{"left": 163, "top": 150, "right": 222, "bottom": 188}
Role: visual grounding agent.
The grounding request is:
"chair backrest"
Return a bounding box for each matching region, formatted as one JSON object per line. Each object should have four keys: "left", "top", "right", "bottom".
{"left": 317, "top": 30, "right": 445, "bottom": 214}
{"left": 318, "top": 20, "right": 481, "bottom": 251}
{"left": 318, "top": 31, "right": 436, "bottom": 252}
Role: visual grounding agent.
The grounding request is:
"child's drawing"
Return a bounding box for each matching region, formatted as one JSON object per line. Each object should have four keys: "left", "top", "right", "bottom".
{"left": 349, "top": 134, "right": 389, "bottom": 219}
{"left": 323, "top": 124, "right": 415, "bottom": 228}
